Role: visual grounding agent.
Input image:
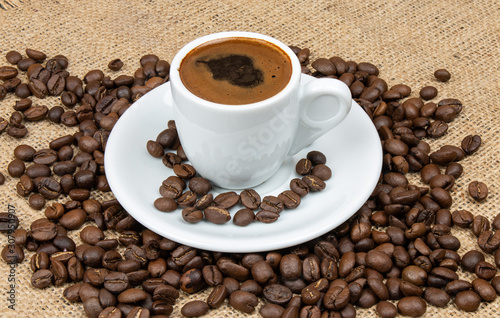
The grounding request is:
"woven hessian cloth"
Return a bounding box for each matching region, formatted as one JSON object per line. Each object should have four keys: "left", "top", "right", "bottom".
{"left": 0, "top": 0, "right": 499, "bottom": 317}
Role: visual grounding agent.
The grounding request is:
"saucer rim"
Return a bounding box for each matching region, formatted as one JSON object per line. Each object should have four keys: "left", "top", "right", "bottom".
{"left": 104, "top": 74, "right": 382, "bottom": 253}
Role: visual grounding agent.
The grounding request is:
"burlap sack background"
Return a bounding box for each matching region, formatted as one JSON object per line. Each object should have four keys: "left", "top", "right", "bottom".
{"left": 0, "top": 0, "right": 498, "bottom": 317}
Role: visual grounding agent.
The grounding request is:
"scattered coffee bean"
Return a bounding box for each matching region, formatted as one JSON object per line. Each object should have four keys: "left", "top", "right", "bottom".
{"left": 468, "top": 181, "right": 488, "bottom": 201}
{"left": 434, "top": 69, "right": 451, "bottom": 82}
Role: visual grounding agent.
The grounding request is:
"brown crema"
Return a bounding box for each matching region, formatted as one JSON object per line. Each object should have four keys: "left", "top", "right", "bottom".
{"left": 179, "top": 37, "right": 292, "bottom": 105}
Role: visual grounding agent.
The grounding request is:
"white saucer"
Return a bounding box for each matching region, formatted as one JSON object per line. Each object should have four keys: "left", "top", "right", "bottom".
{"left": 104, "top": 74, "right": 382, "bottom": 253}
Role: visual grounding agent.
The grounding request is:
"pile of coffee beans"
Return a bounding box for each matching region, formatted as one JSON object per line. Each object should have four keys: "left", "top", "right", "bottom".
{"left": 0, "top": 45, "right": 499, "bottom": 318}
{"left": 148, "top": 128, "right": 331, "bottom": 225}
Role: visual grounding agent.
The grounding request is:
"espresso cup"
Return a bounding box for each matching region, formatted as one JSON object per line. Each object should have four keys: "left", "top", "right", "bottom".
{"left": 169, "top": 31, "right": 351, "bottom": 189}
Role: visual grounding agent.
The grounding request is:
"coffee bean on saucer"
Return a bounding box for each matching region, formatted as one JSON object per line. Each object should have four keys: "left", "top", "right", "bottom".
{"left": 311, "top": 164, "right": 332, "bottom": 180}
{"left": 307, "top": 150, "right": 327, "bottom": 165}
{"left": 302, "top": 175, "right": 326, "bottom": 192}
{"left": 147, "top": 140, "right": 164, "bottom": 158}
{"left": 182, "top": 207, "right": 204, "bottom": 223}
{"left": 240, "top": 189, "right": 261, "bottom": 210}
{"left": 290, "top": 178, "right": 309, "bottom": 197}
{"left": 154, "top": 197, "right": 177, "bottom": 212}
{"left": 194, "top": 193, "right": 213, "bottom": 210}
{"left": 295, "top": 158, "right": 312, "bottom": 175}
{"left": 255, "top": 210, "right": 279, "bottom": 223}
{"left": 173, "top": 163, "right": 196, "bottom": 179}
{"left": 188, "top": 177, "right": 212, "bottom": 195}
{"left": 260, "top": 196, "right": 284, "bottom": 213}
{"left": 277, "top": 190, "right": 301, "bottom": 209}
{"left": 204, "top": 206, "right": 230, "bottom": 224}
{"left": 214, "top": 192, "right": 240, "bottom": 209}
{"left": 233, "top": 209, "right": 255, "bottom": 227}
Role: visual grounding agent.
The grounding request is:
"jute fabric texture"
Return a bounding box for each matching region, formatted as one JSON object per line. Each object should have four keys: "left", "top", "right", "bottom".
{"left": 0, "top": 0, "right": 499, "bottom": 317}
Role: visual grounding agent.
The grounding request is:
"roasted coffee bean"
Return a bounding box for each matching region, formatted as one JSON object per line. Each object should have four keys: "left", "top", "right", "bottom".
{"left": 0, "top": 65, "right": 18, "bottom": 80}
{"left": 278, "top": 190, "right": 301, "bottom": 209}
{"left": 302, "top": 175, "right": 325, "bottom": 191}
{"left": 146, "top": 140, "right": 164, "bottom": 158}
{"left": 397, "top": 296, "right": 426, "bottom": 317}
{"left": 82, "top": 245, "right": 106, "bottom": 268}
{"left": 296, "top": 158, "right": 312, "bottom": 175}
{"left": 31, "top": 252, "right": 50, "bottom": 271}
{"left": 427, "top": 120, "right": 448, "bottom": 137}
{"left": 468, "top": 181, "right": 488, "bottom": 201}
{"left": 80, "top": 225, "right": 105, "bottom": 245}
{"left": 2, "top": 243, "right": 24, "bottom": 263}
{"left": 182, "top": 207, "right": 204, "bottom": 223}
{"left": 290, "top": 178, "right": 309, "bottom": 197}
{"left": 472, "top": 215, "right": 490, "bottom": 237}
{"left": 14, "top": 144, "right": 36, "bottom": 162}
{"left": 262, "top": 284, "right": 292, "bottom": 306}
{"left": 491, "top": 276, "right": 500, "bottom": 294}
{"left": 204, "top": 206, "right": 231, "bottom": 224}
{"left": 455, "top": 290, "right": 481, "bottom": 312}
{"left": 478, "top": 231, "right": 500, "bottom": 253}
{"left": 324, "top": 281, "right": 350, "bottom": 310}
{"left": 31, "top": 218, "right": 57, "bottom": 241}
{"left": 213, "top": 191, "right": 240, "bottom": 209}
{"left": 98, "top": 306, "right": 121, "bottom": 318}
{"left": 154, "top": 197, "right": 177, "bottom": 212}
{"left": 67, "top": 257, "right": 85, "bottom": 281}
{"left": 461, "top": 134, "right": 481, "bottom": 154}
{"left": 366, "top": 250, "right": 393, "bottom": 273}
{"left": 423, "top": 287, "right": 450, "bottom": 307}
{"left": 311, "top": 164, "right": 332, "bottom": 180}
{"left": 47, "top": 73, "right": 66, "bottom": 95}
{"left": 8, "top": 158, "right": 25, "bottom": 177}
{"left": 117, "top": 288, "right": 148, "bottom": 303}
{"left": 472, "top": 278, "right": 497, "bottom": 302}
{"left": 475, "top": 261, "right": 497, "bottom": 280}
{"left": 260, "top": 196, "right": 284, "bottom": 213}
{"left": 233, "top": 209, "right": 255, "bottom": 227}
{"left": 6, "top": 50, "right": 22, "bottom": 64}
{"left": 494, "top": 213, "right": 500, "bottom": 230}
{"left": 229, "top": 290, "right": 258, "bottom": 314}
{"left": 0, "top": 212, "right": 19, "bottom": 232}
{"left": 377, "top": 300, "right": 398, "bottom": 318}
{"left": 104, "top": 271, "right": 130, "bottom": 293}
{"left": 181, "top": 300, "right": 210, "bottom": 317}
{"left": 188, "top": 177, "right": 212, "bottom": 196}
{"left": 173, "top": 163, "right": 196, "bottom": 179}
{"left": 434, "top": 69, "right": 451, "bottom": 82}
{"left": 25, "top": 48, "right": 46, "bottom": 61}
{"left": 240, "top": 189, "right": 261, "bottom": 209}
{"left": 452, "top": 210, "right": 474, "bottom": 228}
{"left": 28, "top": 193, "right": 45, "bottom": 210}
{"left": 31, "top": 269, "right": 53, "bottom": 288}
{"left": 420, "top": 86, "right": 438, "bottom": 100}
{"left": 259, "top": 302, "right": 285, "bottom": 318}
{"left": 179, "top": 268, "right": 205, "bottom": 293}
{"left": 462, "top": 250, "right": 485, "bottom": 272}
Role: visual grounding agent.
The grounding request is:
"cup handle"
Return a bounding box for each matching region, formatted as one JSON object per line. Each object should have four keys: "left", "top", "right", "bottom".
{"left": 287, "top": 78, "right": 352, "bottom": 155}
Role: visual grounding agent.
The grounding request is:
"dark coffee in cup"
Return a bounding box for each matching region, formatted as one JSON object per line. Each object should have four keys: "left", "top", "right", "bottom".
{"left": 179, "top": 37, "right": 292, "bottom": 105}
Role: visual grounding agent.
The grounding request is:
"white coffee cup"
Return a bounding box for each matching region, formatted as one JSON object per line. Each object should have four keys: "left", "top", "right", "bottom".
{"left": 170, "top": 31, "right": 351, "bottom": 189}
